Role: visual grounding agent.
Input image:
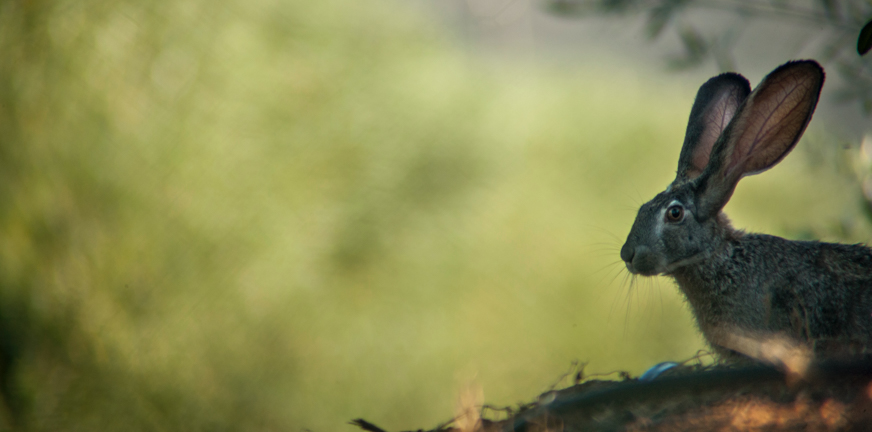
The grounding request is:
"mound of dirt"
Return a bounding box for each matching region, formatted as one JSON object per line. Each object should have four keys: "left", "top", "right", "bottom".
{"left": 352, "top": 359, "right": 872, "bottom": 431}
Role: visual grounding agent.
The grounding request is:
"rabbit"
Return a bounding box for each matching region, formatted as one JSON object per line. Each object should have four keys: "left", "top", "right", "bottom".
{"left": 620, "top": 60, "right": 872, "bottom": 361}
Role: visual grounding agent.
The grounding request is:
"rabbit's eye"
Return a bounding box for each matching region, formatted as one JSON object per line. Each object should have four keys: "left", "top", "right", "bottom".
{"left": 666, "top": 205, "right": 684, "bottom": 222}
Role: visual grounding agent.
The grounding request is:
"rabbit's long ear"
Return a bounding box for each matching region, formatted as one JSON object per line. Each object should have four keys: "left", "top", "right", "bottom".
{"left": 695, "top": 60, "right": 824, "bottom": 218}
{"left": 674, "top": 73, "right": 750, "bottom": 184}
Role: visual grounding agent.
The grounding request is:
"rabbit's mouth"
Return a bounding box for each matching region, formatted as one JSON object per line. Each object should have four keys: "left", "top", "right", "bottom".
{"left": 621, "top": 245, "right": 666, "bottom": 276}
{"left": 624, "top": 262, "right": 661, "bottom": 276}
{"left": 623, "top": 247, "right": 708, "bottom": 276}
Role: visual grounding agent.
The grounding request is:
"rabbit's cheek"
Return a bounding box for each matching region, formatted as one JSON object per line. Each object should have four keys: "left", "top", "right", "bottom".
{"left": 661, "top": 232, "right": 682, "bottom": 253}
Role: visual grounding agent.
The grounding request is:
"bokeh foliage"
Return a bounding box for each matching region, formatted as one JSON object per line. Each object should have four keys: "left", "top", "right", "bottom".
{"left": 547, "top": 0, "right": 872, "bottom": 113}
{"left": 0, "top": 0, "right": 867, "bottom": 430}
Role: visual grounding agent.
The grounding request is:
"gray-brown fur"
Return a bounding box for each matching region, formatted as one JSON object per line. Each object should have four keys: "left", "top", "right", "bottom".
{"left": 620, "top": 60, "right": 872, "bottom": 360}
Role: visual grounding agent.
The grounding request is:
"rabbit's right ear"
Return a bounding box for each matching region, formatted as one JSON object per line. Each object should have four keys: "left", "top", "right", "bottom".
{"left": 694, "top": 60, "right": 825, "bottom": 219}
{"left": 674, "top": 73, "right": 750, "bottom": 185}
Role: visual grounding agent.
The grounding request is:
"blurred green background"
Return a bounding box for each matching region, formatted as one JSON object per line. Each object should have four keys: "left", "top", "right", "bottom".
{"left": 0, "top": 0, "right": 869, "bottom": 430}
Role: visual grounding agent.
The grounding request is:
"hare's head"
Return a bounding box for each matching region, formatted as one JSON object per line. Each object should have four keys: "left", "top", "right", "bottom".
{"left": 621, "top": 61, "right": 824, "bottom": 276}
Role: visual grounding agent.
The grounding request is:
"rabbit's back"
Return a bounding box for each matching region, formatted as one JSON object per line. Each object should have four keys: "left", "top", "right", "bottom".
{"left": 783, "top": 238, "right": 872, "bottom": 346}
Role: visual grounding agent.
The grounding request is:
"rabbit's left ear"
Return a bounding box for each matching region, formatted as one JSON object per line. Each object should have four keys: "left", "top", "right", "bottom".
{"left": 675, "top": 73, "right": 750, "bottom": 184}
{"left": 695, "top": 60, "right": 825, "bottom": 218}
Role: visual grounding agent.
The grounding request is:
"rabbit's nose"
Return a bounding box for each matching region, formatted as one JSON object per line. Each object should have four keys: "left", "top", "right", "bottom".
{"left": 620, "top": 242, "right": 634, "bottom": 263}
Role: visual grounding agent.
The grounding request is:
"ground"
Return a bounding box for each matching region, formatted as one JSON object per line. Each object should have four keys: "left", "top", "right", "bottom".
{"left": 352, "top": 358, "right": 872, "bottom": 432}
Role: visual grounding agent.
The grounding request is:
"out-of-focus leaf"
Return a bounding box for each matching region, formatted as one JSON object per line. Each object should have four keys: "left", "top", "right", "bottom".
{"left": 820, "top": 33, "right": 853, "bottom": 62}
{"left": 819, "top": 0, "right": 840, "bottom": 21}
{"left": 546, "top": 0, "right": 588, "bottom": 16}
{"left": 645, "top": 6, "right": 673, "bottom": 39}
{"left": 601, "top": 0, "right": 640, "bottom": 13}
{"left": 711, "top": 44, "right": 736, "bottom": 72}
{"left": 668, "top": 24, "right": 707, "bottom": 69}
{"left": 831, "top": 88, "right": 861, "bottom": 102}
{"left": 644, "top": 0, "right": 691, "bottom": 39}
{"left": 545, "top": 0, "right": 644, "bottom": 16}
{"left": 710, "top": 26, "right": 740, "bottom": 72}
{"left": 858, "top": 18, "right": 872, "bottom": 55}
{"left": 834, "top": 61, "right": 872, "bottom": 114}
{"left": 831, "top": 65, "right": 872, "bottom": 115}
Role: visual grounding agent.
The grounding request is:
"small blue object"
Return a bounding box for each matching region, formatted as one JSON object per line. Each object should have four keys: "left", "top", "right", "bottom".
{"left": 639, "top": 362, "right": 679, "bottom": 381}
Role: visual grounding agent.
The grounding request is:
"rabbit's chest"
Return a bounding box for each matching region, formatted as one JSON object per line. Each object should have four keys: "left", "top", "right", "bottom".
{"left": 671, "top": 263, "right": 775, "bottom": 328}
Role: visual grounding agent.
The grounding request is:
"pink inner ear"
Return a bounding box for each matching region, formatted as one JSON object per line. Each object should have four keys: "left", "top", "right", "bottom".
{"left": 691, "top": 93, "right": 740, "bottom": 178}
{"left": 724, "top": 66, "right": 820, "bottom": 179}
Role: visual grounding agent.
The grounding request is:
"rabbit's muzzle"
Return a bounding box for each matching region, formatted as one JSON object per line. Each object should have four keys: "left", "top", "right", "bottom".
{"left": 620, "top": 243, "right": 664, "bottom": 276}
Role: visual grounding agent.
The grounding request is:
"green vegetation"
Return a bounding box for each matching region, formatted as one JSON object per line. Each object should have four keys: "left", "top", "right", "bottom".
{"left": 0, "top": 0, "right": 865, "bottom": 430}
